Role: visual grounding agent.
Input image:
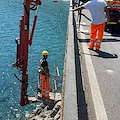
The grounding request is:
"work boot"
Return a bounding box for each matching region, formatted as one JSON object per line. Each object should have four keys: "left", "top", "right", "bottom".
{"left": 95, "top": 44, "right": 100, "bottom": 50}
{"left": 89, "top": 43, "right": 94, "bottom": 50}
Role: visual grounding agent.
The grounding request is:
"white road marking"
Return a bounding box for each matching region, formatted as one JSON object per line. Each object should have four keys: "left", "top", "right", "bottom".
{"left": 106, "top": 69, "right": 114, "bottom": 75}
{"left": 80, "top": 25, "right": 108, "bottom": 120}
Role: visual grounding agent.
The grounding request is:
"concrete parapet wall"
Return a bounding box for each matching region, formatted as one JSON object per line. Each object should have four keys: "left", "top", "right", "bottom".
{"left": 60, "top": 0, "right": 78, "bottom": 119}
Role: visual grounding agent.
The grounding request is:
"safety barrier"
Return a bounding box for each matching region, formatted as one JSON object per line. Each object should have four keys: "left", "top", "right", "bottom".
{"left": 49, "top": 66, "right": 60, "bottom": 100}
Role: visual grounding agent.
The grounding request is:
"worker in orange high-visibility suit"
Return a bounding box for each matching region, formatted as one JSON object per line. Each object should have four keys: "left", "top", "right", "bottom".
{"left": 71, "top": 0, "right": 110, "bottom": 50}
{"left": 39, "top": 51, "right": 50, "bottom": 98}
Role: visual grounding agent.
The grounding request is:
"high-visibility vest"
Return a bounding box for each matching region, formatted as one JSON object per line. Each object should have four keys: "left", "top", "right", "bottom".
{"left": 39, "top": 59, "right": 48, "bottom": 75}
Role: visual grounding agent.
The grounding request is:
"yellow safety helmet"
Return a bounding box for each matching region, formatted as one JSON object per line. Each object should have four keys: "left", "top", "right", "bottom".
{"left": 42, "top": 51, "right": 49, "bottom": 56}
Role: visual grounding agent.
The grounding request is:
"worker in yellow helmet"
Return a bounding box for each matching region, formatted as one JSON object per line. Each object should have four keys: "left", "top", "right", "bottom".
{"left": 39, "top": 51, "right": 50, "bottom": 98}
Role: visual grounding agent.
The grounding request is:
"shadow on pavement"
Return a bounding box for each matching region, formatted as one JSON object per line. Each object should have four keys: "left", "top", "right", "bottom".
{"left": 94, "top": 50, "right": 118, "bottom": 58}
{"left": 78, "top": 38, "right": 120, "bottom": 43}
{"left": 78, "top": 38, "right": 118, "bottom": 59}
{"left": 81, "top": 50, "right": 118, "bottom": 59}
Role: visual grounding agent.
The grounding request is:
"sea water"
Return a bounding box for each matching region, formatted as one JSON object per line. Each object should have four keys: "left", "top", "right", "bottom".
{"left": 0, "top": 0, "right": 69, "bottom": 119}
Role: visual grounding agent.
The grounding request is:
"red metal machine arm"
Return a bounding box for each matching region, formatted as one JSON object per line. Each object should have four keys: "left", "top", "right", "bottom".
{"left": 15, "top": 0, "right": 41, "bottom": 106}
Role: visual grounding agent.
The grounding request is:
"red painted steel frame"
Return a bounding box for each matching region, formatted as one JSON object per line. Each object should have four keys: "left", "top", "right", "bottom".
{"left": 16, "top": 0, "right": 41, "bottom": 106}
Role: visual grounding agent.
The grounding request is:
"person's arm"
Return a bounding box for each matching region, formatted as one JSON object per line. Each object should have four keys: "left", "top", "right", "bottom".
{"left": 104, "top": 6, "right": 110, "bottom": 19}
{"left": 71, "top": 6, "right": 85, "bottom": 11}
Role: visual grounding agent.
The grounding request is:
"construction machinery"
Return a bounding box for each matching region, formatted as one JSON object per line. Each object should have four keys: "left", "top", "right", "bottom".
{"left": 105, "top": 1, "right": 120, "bottom": 32}
{"left": 12, "top": 0, "right": 60, "bottom": 106}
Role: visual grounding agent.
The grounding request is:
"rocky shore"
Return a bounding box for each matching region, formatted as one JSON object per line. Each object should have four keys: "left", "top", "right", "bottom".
{"left": 25, "top": 93, "right": 61, "bottom": 120}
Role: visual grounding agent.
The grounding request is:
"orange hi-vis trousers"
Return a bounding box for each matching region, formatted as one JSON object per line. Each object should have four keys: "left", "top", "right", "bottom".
{"left": 40, "top": 74, "right": 50, "bottom": 98}
{"left": 89, "top": 23, "right": 105, "bottom": 50}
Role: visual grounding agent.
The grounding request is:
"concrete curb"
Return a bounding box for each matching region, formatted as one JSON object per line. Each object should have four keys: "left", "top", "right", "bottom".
{"left": 61, "top": 0, "right": 78, "bottom": 119}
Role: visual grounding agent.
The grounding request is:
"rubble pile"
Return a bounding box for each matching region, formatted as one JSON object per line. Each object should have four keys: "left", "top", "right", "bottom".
{"left": 25, "top": 93, "right": 61, "bottom": 120}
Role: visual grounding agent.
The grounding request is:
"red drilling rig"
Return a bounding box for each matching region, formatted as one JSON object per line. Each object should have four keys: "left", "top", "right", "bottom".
{"left": 13, "top": 0, "right": 41, "bottom": 106}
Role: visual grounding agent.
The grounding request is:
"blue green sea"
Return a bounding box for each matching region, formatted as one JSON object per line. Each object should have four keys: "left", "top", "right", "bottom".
{"left": 0, "top": 0, "right": 69, "bottom": 119}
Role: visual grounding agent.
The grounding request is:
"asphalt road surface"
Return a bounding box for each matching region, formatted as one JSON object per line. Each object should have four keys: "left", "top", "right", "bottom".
{"left": 75, "top": 9, "right": 120, "bottom": 120}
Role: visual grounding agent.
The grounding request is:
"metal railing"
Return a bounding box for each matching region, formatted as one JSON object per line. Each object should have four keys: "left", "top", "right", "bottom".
{"left": 36, "top": 65, "right": 60, "bottom": 101}
{"left": 49, "top": 66, "right": 60, "bottom": 100}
